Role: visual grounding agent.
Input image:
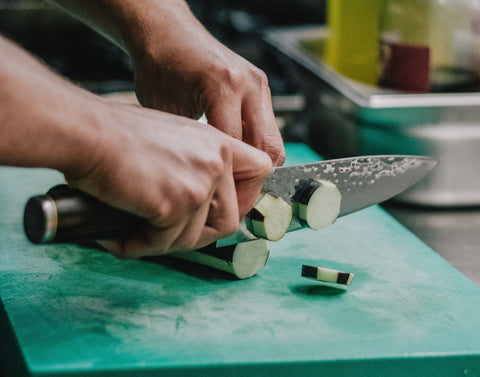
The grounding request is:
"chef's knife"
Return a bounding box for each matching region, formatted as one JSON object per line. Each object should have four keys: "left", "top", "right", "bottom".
{"left": 23, "top": 155, "right": 438, "bottom": 246}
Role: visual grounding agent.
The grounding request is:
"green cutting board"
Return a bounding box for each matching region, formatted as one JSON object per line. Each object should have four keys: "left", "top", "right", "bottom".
{"left": 1, "top": 143, "right": 480, "bottom": 377}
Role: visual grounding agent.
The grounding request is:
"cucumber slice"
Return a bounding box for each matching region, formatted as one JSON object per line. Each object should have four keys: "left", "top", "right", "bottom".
{"left": 293, "top": 179, "right": 341, "bottom": 230}
{"left": 172, "top": 239, "right": 269, "bottom": 279}
{"left": 246, "top": 192, "right": 292, "bottom": 241}
{"left": 301, "top": 264, "right": 354, "bottom": 286}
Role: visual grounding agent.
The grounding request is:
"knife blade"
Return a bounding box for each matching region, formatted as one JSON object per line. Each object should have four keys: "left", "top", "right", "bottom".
{"left": 23, "top": 155, "right": 438, "bottom": 246}
{"left": 217, "top": 154, "right": 438, "bottom": 246}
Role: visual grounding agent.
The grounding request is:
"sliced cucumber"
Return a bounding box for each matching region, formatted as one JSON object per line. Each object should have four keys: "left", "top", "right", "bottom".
{"left": 246, "top": 192, "right": 292, "bottom": 241}
{"left": 172, "top": 239, "right": 269, "bottom": 279}
{"left": 301, "top": 264, "right": 354, "bottom": 286}
{"left": 293, "top": 179, "right": 341, "bottom": 230}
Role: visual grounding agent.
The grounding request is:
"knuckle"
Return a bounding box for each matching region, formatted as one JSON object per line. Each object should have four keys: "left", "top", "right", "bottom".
{"left": 201, "top": 145, "right": 231, "bottom": 182}
{"left": 183, "top": 186, "right": 211, "bottom": 210}
{"left": 208, "top": 154, "right": 228, "bottom": 180}
{"left": 215, "top": 65, "right": 243, "bottom": 90}
{"left": 271, "top": 145, "right": 286, "bottom": 166}
{"left": 261, "top": 141, "right": 285, "bottom": 167}
{"left": 215, "top": 65, "right": 269, "bottom": 91}
{"left": 148, "top": 201, "right": 174, "bottom": 225}
{"left": 209, "top": 63, "right": 270, "bottom": 99}
{"left": 250, "top": 68, "right": 269, "bottom": 89}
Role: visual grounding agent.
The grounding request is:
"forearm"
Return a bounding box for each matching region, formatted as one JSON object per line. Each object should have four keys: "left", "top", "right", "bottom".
{"left": 0, "top": 35, "right": 105, "bottom": 176}
{"left": 49, "top": 0, "right": 206, "bottom": 57}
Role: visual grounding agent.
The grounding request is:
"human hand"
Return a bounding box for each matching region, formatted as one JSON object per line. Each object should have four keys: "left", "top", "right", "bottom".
{"left": 129, "top": 3, "right": 286, "bottom": 166}
{"left": 66, "top": 99, "right": 272, "bottom": 258}
{"left": 0, "top": 32, "right": 271, "bottom": 259}
{"left": 50, "top": 0, "right": 285, "bottom": 165}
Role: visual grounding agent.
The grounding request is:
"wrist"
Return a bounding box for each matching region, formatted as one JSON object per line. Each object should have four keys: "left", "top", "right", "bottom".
{"left": 121, "top": 0, "right": 207, "bottom": 62}
{"left": 47, "top": 91, "right": 113, "bottom": 180}
{"left": 51, "top": 0, "right": 196, "bottom": 54}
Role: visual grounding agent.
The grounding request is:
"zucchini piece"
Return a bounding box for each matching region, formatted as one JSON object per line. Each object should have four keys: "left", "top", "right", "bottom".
{"left": 246, "top": 192, "right": 292, "bottom": 241}
{"left": 293, "top": 179, "right": 341, "bottom": 230}
{"left": 172, "top": 239, "right": 269, "bottom": 279}
{"left": 301, "top": 264, "right": 354, "bottom": 286}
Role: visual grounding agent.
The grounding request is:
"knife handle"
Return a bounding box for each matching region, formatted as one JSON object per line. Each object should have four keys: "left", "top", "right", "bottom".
{"left": 23, "top": 185, "right": 144, "bottom": 244}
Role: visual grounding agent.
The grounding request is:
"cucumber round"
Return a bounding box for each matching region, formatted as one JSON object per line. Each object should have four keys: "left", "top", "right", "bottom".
{"left": 172, "top": 239, "right": 269, "bottom": 279}
{"left": 294, "top": 179, "right": 341, "bottom": 230}
{"left": 246, "top": 192, "right": 292, "bottom": 241}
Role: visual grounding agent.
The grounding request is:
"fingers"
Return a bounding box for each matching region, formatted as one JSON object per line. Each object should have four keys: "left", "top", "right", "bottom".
{"left": 241, "top": 86, "right": 286, "bottom": 167}
{"left": 230, "top": 139, "right": 272, "bottom": 218}
{"left": 204, "top": 71, "right": 285, "bottom": 167}
{"left": 100, "top": 204, "right": 217, "bottom": 259}
{"left": 205, "top": 97, "right": 243, "bottom": 140}
{"left": 202, "top": 162, "right": 239, "bottom": 240}
{"left": 101, "top": 146, "right": 242, "bottom": 258}
{"left": 101, "top": 138, "right": 270, "bottom": 258}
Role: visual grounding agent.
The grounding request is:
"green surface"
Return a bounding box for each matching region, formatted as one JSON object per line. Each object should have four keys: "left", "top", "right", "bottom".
{"left": 1, "top": 143, "right": 480, "bottom": 377}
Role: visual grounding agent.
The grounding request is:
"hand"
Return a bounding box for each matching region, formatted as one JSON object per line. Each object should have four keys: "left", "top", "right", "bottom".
{"left": 133, "top": 41, "right": 285, "bottom": 167}
{"left": 129, "top": 3, "right": 286, "bottom": 166}
{"left": 50, "top": 0, "right": 285, "bottom": 165}
{"left": 66, "top": 99, "right": 272, "bottom": 258}
{"left": 1, "top": 1, "right": 280, "bottom": 258}
{"left": 0, "top": 34, "right": 271, "bottom": 258}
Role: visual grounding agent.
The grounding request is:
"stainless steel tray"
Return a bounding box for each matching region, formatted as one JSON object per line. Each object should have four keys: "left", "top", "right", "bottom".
{"left": 265, "top": 26, "right": 480, "bottom": 206}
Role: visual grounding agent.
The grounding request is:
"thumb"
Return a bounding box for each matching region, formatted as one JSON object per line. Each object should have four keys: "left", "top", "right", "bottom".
{"left": 230, "top": 138, "right": 272, "bottom": 218}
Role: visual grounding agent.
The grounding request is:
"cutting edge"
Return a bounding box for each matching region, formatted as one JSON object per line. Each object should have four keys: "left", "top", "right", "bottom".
{"left": 217, "top": 155, "right": 439, "bottom": 247}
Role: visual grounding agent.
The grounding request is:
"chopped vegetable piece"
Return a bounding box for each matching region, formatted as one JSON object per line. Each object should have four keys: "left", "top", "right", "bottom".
{"left": 301, "top": 264, "right": 354, "bottom": 286}
{"left": 172, "top": 239, "right": 269, "bottom": 279}
{"left": 293, "top": 179, "right": 341, "bottom": 230}
{"left": 246, "top": 192, "right": 292, "bottom": 241}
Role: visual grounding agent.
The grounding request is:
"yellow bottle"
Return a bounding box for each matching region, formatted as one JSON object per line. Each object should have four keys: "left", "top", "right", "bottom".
{"left": 324, "top": 0, "right": 381, "bottom": 85}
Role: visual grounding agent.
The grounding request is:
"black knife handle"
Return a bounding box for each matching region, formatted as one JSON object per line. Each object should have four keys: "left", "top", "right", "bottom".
{"left": 23, "top": 185, "right": 144, "bottom": 244}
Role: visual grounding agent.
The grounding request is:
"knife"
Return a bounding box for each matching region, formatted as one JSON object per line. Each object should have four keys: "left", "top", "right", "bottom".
{"left": 23, "top": 155, "right": 438, "bottom": 247}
